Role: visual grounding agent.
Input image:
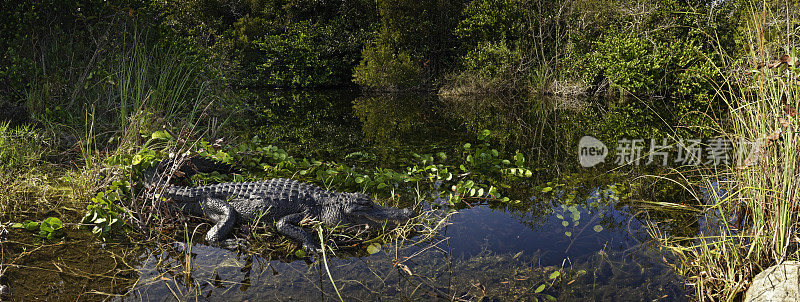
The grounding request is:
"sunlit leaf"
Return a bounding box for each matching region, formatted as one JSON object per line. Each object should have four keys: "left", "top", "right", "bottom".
{"left": 549, "top": 271, "right": 560, "bottom": 279}
{"left": 565, "top": 231, "right": 572, "bottom": 237}
{"left": 593, "top": 225, "right": 604, "bottom": 232}
{"left": 131, "top": 154, "right": 143, "bottom": 166}
{"left": 541, "top": 187, "right": 552, "bottom": 193}
{"left": 150, "top": 130, "right": 173, "bottom": 141}
{"left": 562, "top": 221, "right": 569, "bottom": 227}
{"left": 24, "top": 221, "right": 39, "bottom": 231}
{"left": 534, "top": 284, "right": 545, "bottom": 293}
{"left": 367, "top": 243, "right": 381, "bottom": 254}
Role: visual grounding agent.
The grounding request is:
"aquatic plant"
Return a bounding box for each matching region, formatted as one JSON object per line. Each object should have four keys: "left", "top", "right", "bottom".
{"left": 10, "top": 217, "right": 64, "bottom": 240}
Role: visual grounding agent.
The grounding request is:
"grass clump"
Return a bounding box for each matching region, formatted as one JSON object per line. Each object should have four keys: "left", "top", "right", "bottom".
{"left": 648, "top": 2, "right": 800, "bottom": 300}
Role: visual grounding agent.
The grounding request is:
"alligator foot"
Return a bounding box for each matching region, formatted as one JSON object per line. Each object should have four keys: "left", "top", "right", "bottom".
{"left": 276, "top": 212, "right": 323, "bottom": 255}
{"left": 221, "top": 238, "right": 249, "bottom": 250}
{"left": 201, "top": 196, "right": 236, "bottom": 243}
{"left": 303, "top": 242, "right": 324, "bottom": 255}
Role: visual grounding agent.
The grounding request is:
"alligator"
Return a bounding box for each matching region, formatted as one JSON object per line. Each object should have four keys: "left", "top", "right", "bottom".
{"left": 144, "top": 158, "right": 414, "bottom": 252}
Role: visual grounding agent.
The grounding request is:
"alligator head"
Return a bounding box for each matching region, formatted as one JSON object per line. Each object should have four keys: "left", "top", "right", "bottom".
{"left": 322, "top": 193, "right": 414, "bottom": 228}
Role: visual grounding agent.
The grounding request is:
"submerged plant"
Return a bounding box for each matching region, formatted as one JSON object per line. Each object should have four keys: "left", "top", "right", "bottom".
{"left": 11, "top": 217, "right": 65, "bottom": 240}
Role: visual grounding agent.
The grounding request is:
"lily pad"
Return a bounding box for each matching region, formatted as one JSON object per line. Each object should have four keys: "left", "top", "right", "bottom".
{"left": 367, "top": 243, "right": 382, "bottom": 254}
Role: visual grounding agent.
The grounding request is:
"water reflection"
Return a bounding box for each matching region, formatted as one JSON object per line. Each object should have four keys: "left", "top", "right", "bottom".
{"left": 5, "top": 90, "right": 695, "bottom": 300}
{"left": 123, "top": 90, "right": 690, "bottom": 300}
{"left": 118, "top": 186, "right": 689, "bottom": 300}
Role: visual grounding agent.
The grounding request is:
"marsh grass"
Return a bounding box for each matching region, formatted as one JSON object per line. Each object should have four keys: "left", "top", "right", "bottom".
{"left": 0, "top": 123, "right": 70, "bottom": 221}
{"left": 647, "top": 2, "right": 800, "bottom": 300}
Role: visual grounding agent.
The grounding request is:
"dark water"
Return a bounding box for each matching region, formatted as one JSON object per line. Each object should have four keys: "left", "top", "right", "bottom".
{"left": 4, "top": 90, "right": 691, "bottom": 301}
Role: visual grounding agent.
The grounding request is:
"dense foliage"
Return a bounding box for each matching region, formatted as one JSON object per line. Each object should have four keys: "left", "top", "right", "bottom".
{"left": 2, "top": 0, "right": 783, "bottom": 98}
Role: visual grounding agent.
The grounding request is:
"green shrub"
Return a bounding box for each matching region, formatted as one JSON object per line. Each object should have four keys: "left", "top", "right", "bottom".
{"left": 462, "top": 40, "right": 519, "bottom": 78}
{"left": 353, "top": 42, "right": 422, "bottom": 90}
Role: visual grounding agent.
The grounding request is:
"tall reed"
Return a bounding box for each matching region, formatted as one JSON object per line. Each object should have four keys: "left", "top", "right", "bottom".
{"left": 650, "top": 2, "right": 799, "bottom": 300}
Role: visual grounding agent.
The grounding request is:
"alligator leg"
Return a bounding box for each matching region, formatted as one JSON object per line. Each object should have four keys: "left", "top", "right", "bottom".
{"left": 275, "top": 213, "right": 321, "bottom": 253}
{"left": 200, "top": 196, "right": 237, "bottom": 243}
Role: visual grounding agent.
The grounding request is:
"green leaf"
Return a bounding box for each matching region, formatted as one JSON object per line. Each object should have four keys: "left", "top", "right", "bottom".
{"left": 534, "top": 284, "right": 545, "bottom": 293}
{"left": 40, "top": 224, "right": 53, "bottom": 233}
{"left": 565, "top": 231, "right": 572, "bottom": 237}
{"left": 43, "top": 217, "right": 63, "bottom": 229}
{"left": 463, "top": 143, "right": 471, "bottom": 149}
{"left": 24, "top": 221, "right": 39, "bottom": 231}
{"left": 11, "top": 222, "right": 23, "bottom": 228}
{"left": 593, "top": 225, "right": 604, "bottom": 232}
{"left": 150, "top": 130, "right": 173, "bottom": 141}
{"left": 555, "top": 214, "right": 563, "bottom": 220}
{"left": 549, "top": 271, "right": 561, "bottom": 279}
{"left": 562, "top": 221, "right": 569, "bottom": 227}
{"left": 367, "top": 243, "right": 381, "bottom": 254}
{"left": 131, "top": 154, "right": 143, "bottom": 166}
{"left": 294, "top": 249, "right": 307, "bottom": 258}
{"left": 541, "top": 187, "right": 552, "bottom": 193}
{"left": 544, "top": 295, "right": 557, "bottom": 301}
